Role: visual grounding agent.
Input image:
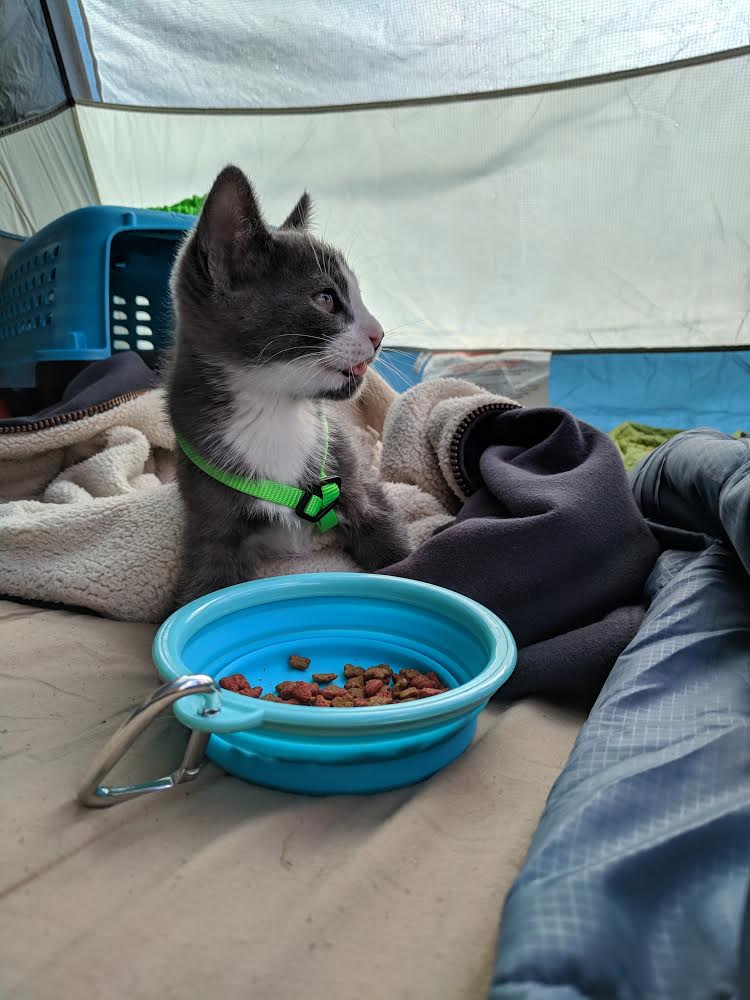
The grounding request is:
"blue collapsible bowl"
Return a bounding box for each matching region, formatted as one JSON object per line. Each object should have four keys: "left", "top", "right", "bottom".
{"left": 153, "top": 573, "right": 516, "bottom": 795}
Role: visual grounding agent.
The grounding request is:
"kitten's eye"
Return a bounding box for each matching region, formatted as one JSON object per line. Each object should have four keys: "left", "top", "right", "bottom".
{"left": 313, "top": 291, "right": 336, "bottom": 313}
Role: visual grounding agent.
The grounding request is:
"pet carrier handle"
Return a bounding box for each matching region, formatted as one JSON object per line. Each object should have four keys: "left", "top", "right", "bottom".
{"left": 77, "top": 674, "right": 222, "bottom": 808}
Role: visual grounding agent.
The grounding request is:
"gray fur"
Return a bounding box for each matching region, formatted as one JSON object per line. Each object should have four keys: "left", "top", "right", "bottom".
{"left": 166, "top": 165, "right": 409, "bottom": 608}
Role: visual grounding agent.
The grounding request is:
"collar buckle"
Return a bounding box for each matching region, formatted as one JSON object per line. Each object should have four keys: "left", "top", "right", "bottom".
{"left": 294, "top": 476, "right": 342, "bottom": 524}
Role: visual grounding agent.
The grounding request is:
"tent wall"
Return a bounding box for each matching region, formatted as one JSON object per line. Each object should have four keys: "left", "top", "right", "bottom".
{"left": 0, "top": 0, "right": 65, "bottom": 127}
{"left": 74, "top": 52, "right": 750, "bottom": 352}
{"left": 0, "top": 109, "right": 97, "bottom": 235}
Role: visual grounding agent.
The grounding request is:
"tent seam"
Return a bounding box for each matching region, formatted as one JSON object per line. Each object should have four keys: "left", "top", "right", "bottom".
{"left": 40, "top": 0, "right": 74, "bottom": 105}
{"left": 0, "top": 103, "right": 72, "bottom": 141}
{"left": 69, "top": 0, "right": 103, "bottom": 100}
{"left": 71, "top": 43, "right": 750, "bottom": 117}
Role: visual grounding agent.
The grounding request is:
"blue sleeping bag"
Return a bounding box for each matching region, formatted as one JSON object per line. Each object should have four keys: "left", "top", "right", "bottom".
{"left": 489, "top": 429, "right": 750, "bottom": 999}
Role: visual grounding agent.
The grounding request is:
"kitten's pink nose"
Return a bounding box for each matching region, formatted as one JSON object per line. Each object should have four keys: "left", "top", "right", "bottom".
{"left": 367, "top": 323, "right": 384, "bottom": 351}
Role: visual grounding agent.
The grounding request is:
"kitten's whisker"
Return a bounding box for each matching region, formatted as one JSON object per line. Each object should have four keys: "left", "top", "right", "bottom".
{"left": 253, "top": 335, "right": 324, "bottom": 366}
{"left": 382, "top": 323, "right": 422, "bottom": 338}
{"left": 296, "top": 358, "right": 329, "bottom": 392}
{"left": 346, "top": 233, "right": 360, "bottom": 259}
{"left": 306, "top": 231, "right": 324, "bottom": 276}
{"left": 373, "top": 355, "right": 417, "bottom": 389}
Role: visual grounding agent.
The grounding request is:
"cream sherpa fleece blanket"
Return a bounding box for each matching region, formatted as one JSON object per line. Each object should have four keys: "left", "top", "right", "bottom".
{"left": 0, "top": 371, "right": 518, "bottom": 622}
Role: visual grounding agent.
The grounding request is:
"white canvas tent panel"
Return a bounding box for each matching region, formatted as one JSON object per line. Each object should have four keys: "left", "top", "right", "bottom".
{"left": 73, "top": 53, "right": 750, "bottom": 351}
{"left": 0, "top": 108, "right": 96, "bottom": 235}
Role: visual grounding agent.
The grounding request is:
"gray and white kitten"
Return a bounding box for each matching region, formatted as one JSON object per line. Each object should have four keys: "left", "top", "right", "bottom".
{"left": 166, "top": 165, "right": 409, "bottom": 607}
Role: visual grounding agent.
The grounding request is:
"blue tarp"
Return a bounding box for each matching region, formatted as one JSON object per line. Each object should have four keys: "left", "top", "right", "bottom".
{"left": 550, "top": 351, "right": 750, "bottom": 434}
{"left": 490, "top": 429, "right": 750, "bottom": 999}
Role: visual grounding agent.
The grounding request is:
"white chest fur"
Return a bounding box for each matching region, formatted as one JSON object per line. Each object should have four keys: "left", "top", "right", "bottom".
{"left": 218, "top": 370, "right": 325, "bottom": 529}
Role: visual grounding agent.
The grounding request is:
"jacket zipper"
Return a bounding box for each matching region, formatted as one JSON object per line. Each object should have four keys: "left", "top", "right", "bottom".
{"left": 448, "top": 400, "right": 520, "bottom": 495}
{"left": 0, "top": 390, "right": 149, "bottom": 434}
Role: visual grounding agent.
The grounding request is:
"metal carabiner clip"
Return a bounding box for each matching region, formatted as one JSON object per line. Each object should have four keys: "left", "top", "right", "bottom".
{"left": 77, "top": 674, "right": 220, "bottom": 808}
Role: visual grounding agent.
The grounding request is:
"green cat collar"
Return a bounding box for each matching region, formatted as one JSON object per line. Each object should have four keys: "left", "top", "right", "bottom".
{"left": 176, "top": 415, "right": 341, "bottom": 532}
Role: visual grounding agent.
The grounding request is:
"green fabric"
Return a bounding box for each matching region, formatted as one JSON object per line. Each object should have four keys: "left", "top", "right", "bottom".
{"left": 609, "top": 422, "right": 683, "bottom": 471}
{"left": 149, "top": 194, "right": 205, "bottom": 215}
{"left": 610, "top": 421, "right": 748, "bottom": 470}
{"left": 175, "top": 416, "right": 340, "bottom": 532}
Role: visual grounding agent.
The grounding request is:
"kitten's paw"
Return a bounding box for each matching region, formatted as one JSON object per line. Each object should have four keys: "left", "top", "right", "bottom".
{"left": 353, "top": 527, "right": 411, "bottom": 572}
{"left": 173, "top": 564, "right": 258, "bottom": 610}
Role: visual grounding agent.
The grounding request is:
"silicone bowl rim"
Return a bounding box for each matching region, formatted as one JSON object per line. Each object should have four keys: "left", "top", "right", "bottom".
{"left": 153, "top": 573, "right": 517, "bottom": 732}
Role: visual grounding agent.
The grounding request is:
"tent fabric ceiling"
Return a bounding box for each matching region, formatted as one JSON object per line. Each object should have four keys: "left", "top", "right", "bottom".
{"left": 77, "top": 0, "right": 750, "bottom": 108}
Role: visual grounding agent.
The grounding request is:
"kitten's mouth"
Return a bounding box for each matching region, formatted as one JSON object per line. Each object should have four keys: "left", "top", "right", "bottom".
{"left": 341, "top": 361, "right": 369, "bottom": 378}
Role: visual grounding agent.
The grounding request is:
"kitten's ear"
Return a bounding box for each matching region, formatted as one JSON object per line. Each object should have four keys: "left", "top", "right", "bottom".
{"left": 196, "top": 165, "right": 271, "bottom": 286}
{"left": 280, "top": 191, "right": 312, "bottom": 231}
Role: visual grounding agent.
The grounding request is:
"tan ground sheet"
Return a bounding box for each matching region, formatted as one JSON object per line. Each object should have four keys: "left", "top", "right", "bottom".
{"left": 0, "top": 601, "right": 584, "bottom": 1000}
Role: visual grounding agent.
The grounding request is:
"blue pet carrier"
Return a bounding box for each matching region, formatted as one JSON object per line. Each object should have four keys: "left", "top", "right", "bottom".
{"left": 0, "top": 207, "right": 195, "bottom": 388}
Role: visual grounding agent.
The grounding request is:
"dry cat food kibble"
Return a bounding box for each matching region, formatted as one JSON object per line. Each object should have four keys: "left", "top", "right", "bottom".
{"left": 219, "top": 674, "right": 262, "bottom": 698}
{"left": 289, "top": 655, "right": 312, "bottom": 671}
{"left": 219, "top": 659, "right": 449, "bottom": 707}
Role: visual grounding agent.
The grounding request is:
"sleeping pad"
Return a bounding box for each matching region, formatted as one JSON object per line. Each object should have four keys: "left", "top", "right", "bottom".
{"left": 489, "top": 428, "right": 750, "bottom": 999}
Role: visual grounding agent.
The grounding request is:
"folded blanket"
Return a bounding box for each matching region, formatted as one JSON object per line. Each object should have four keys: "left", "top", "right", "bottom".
{"left": 0, "top": 354, "right": 658, "bottom": 700}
